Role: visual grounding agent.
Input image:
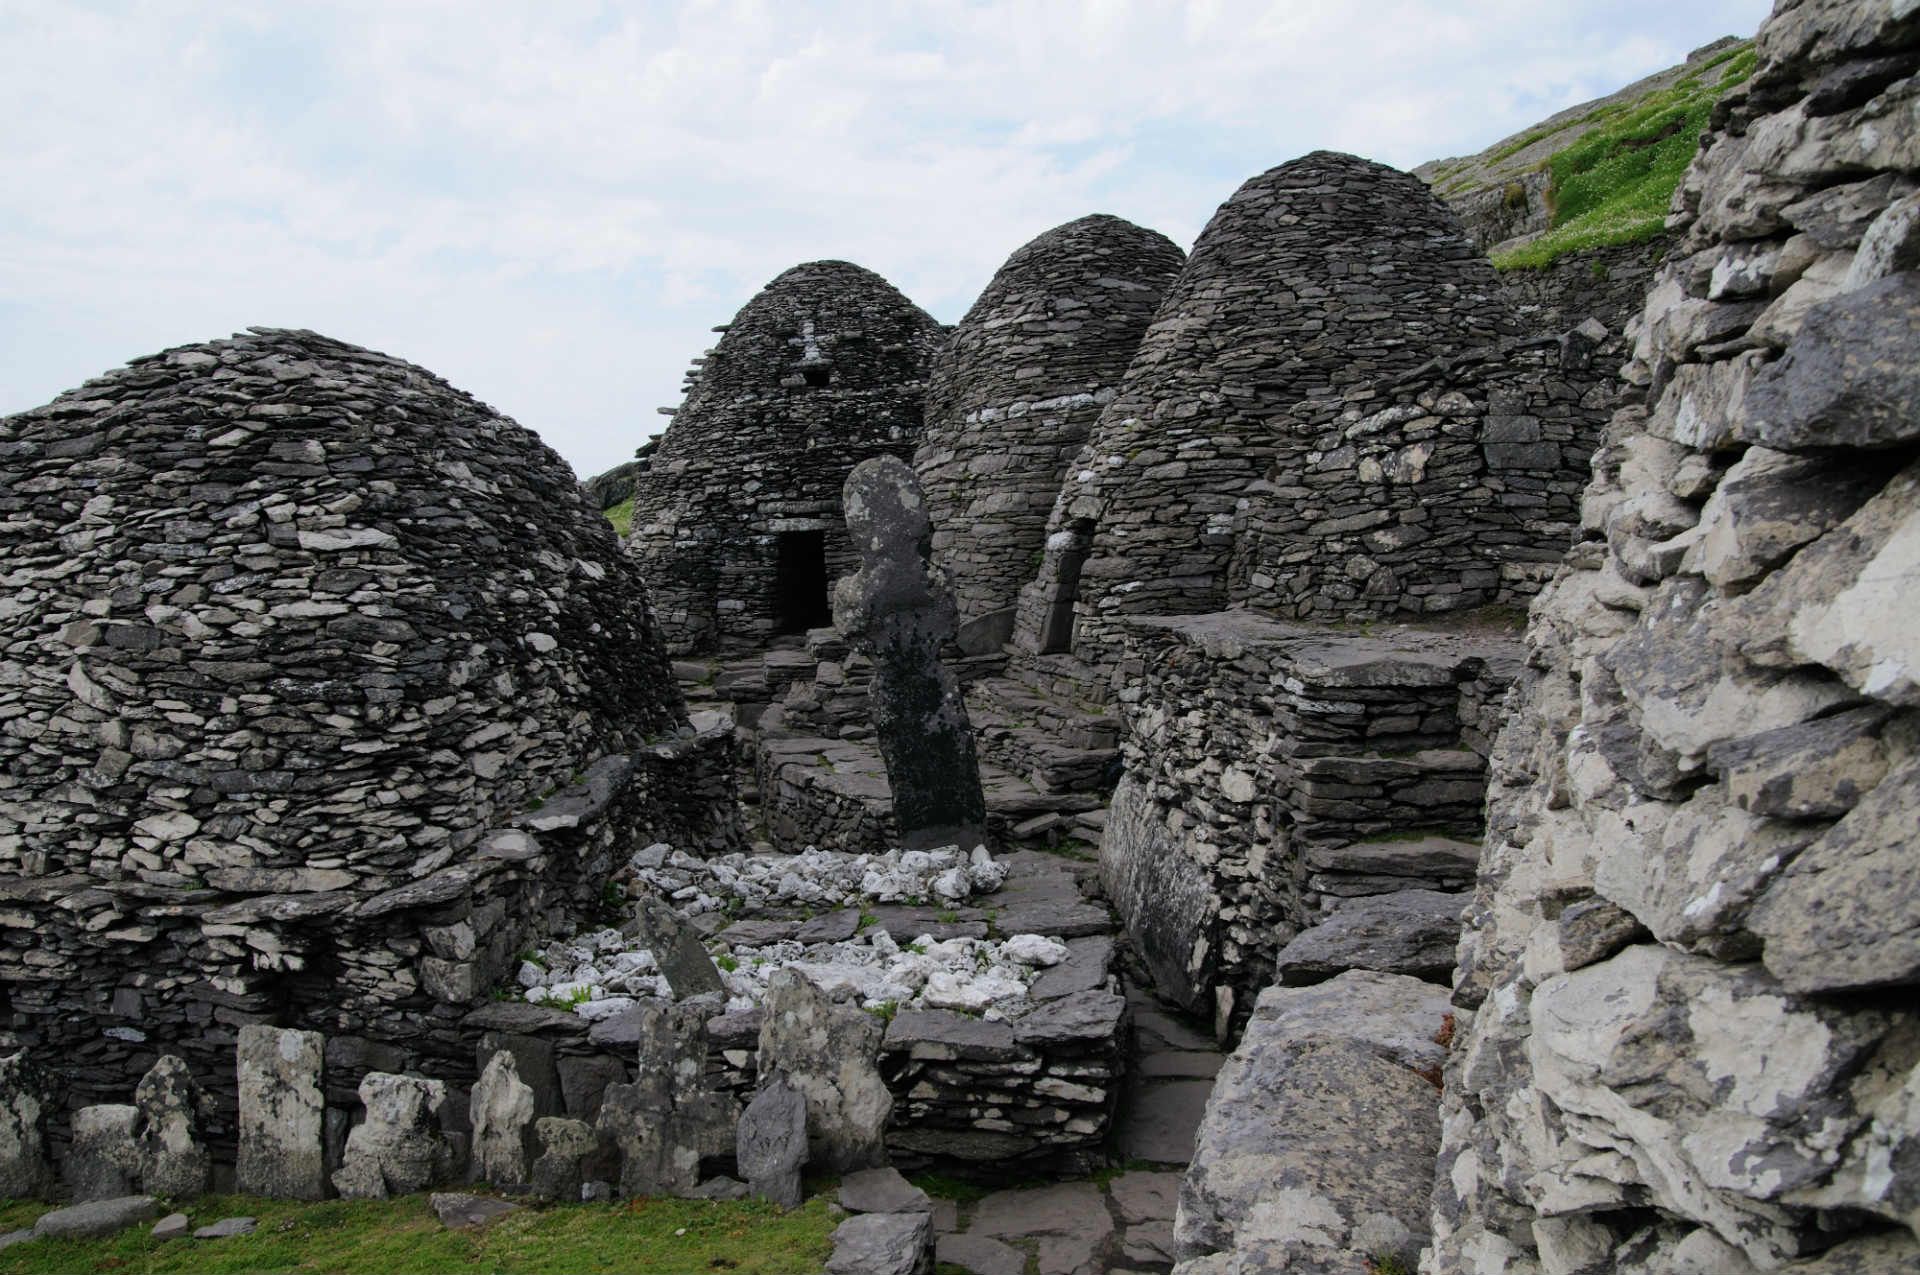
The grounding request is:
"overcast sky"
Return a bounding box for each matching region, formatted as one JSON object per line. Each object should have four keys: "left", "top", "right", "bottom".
{"left": 1, "top": 0, "right": 1771, "bottom": 480}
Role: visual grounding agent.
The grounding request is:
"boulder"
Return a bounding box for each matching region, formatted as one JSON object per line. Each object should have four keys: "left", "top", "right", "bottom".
{"left": 757, "top": 969, "right": 892, "bottom": 1172}
{"left": 825, "top": 1210, "right": 933, "bottom": 1275}
{"left": 133, "top": 1055, "right": 212, "bottom": 1197}
{"left": 839, "top": 1166, "right": 932, "bottom": 1214}
{"left": 151, "top": 1212, "right": 189, "bottom": 1240}
{"left": 0, "top": 1052, "right": 51, "bottom": 1199}
{"left": 1176, "top": 972, "right": 1449, "bottom": 1271}
{"left": 528, "top": 1116, "right": 598, "bottom": 1203}
{"left": 469, "top": 1050, "right": 537, "bottom": 1188}
{"left": 737, "top": 1074, "right": 808, "bottom": 1209}
{"left": 429, "top": 1193, "right": 520, "bottom": 1231}
{"left": 193, "top": 1217, "right": 257, "bottom": 1239}
{"left": 31, "top": 1196, "right": 158, "bottom": 1241}
{"left": 236, "top": 1024, "right": 328, "bottom": 1200}
{"left": 67, "top": 1105, "right": 141, "bottom": 1201}
{"left": 331, "top": 1072, "right": 454, "bottom": 1200}
{"left": 1271, "top": 890, "right": 1464, "bottom": 986}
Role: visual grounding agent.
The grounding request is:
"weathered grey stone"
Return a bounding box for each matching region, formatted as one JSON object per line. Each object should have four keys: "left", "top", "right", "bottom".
{"left": 833, "top": 455, "right": 988, "bottom": 851}
{"left": 628, "top": 896, "right": 726, "bottom": 998}
{"left": 1101, "top": 774, "right": 1218, "bottom": 1011}
{"left": 1746, "top": 273, "right": 1920, "bottom": 451}
{"left": 596, "top": 1000, "right": 730, "bottom": 1199}
{"left": 32, "top": 1196, "right": 158, "bottom": 1240}
{"left": 193, "top": 1216, "right": 257, "bottom": 1239}
{"left": 1012, "top": 989, "right": 1128, "bottom": 1047}
{"left": 332, "top": 1072, "right": 453, "bottom": 1200}
{"left": 1178, "top": 972, "right": 1447, "bottom": 1269}
{"left": 1712, "top": 704, "right": 1897, "bottom": 819}
{"left": 469, "top": 1050, "right": 537, "bottom": 1188}
{"left": 429, "top": 1193, "right": 519, "bottom": 1231}
{"left": 937, "top": 1232, "right": 1026, "bottom": 1275}
{"left": 0, "top": 1230, "right": 32, "bottom": 1254}
{"left": 737, "top": 1074, "right": 807, "bottom": 1209}
{"left": 758, "top": 969, "right": 892, "bottom": 1172}
{"left": 1686, "top": 446, "right": 1882, "bottom": 589}
{"left": 1846, "top": 190, "right": 1920, "bottom": 287}
{"left": 528, "top": 1116, "right": 598, "bottom": 1203}
{"left": 237, "top": 1025, "right": 328, "bottom": 1201}
{"left": 839, "top": 1166, "right": 932, "bottom": 1215}
{"left": 0, "top": 1052, "right": 51, "bottom": 1199}
{"left": 826, "top": 1210, "right": 933, "bottom": 1275}
{"left": 67, "top": 1105, "right": 141, "bottom": 1201}
{"left": 972, "top": 1181, "right": 1114, "bottom": 1275}
{"left": 1272, "top": 890, "right": 1464, "bottom": 986}
{"left": 151, "top": 1212, "right": 189, "bottom": 1240}
{"left": 133, "top": 1055, "right": 212, "bottom": 1198}
{"left": 1752, "top": 753, "right": 1920, "bottom": 992}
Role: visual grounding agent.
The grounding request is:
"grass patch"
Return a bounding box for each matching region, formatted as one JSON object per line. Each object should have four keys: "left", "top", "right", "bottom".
{"left": 1494, "top": 43, "right": 1755, "bottom": 269}
{"left": 0, "top": 1193, "right": 837, "bottom": 1275}
{"left": 603, "top": 497, "right": 635, "bottom": 538}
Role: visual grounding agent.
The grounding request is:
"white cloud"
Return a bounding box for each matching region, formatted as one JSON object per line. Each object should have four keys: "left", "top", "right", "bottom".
{"left": 0, "top": 0, "right": 1771, "bottom": 478}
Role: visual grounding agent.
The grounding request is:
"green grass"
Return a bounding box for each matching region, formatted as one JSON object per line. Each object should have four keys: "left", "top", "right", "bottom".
{"left": 0, "top": 1194, "right": 837, "bottom": 1275}
{"left": 603, "top": 497, "right": 635, "bottom": 538}
{"left": 1494, "top": 43, "right": 1755, "bottom": 269}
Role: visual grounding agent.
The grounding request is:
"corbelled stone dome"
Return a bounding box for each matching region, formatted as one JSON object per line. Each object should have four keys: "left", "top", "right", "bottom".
{"left": 627, "top": 260, "right": 944, "bottom": 653}
{"left": 915, "top": 215, "right": 1184, "bottom": 650}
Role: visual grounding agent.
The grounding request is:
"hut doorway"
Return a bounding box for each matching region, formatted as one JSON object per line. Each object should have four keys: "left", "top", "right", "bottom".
{"left": 775, "top": 530, "right": 832, "bottom": 634}
{"left": 1037, "top": 521, "right": 1094, "bottom": 654}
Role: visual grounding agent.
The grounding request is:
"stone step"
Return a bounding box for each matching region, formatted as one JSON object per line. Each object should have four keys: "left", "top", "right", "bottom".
{"left": 1304, "top": 835, "right": 1481, "bottom": 880}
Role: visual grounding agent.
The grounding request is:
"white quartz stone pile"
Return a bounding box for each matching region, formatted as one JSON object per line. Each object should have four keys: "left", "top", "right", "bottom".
{"left": 622, "top": 843, "right": 1010, "bottom": 914}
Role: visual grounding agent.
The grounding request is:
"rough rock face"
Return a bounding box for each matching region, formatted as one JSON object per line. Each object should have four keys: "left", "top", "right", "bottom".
{"left": 1433, "top": 4, "right": 1920, "bottom": 1271}
{"left": 68, "top": 1105, "right": 141, "bottom": 1201}
{"left": 1177, "top": 971, "right": 1451, "bottom": 1272}
{"left": 331, "top": 1071, "right": 454, "bottom": 1200}
{"left": 0, "top": 1052, "right": 50, "bottom": 1199}
{"left": 833, "top": 457, "right": 988, "bottom": 850}
{"left": 0, "top": 327, "right": 709, "bottom": 1145}
{"left": 1011, "top": 152, "right": 1536, "bottom": 676}
{"left": 914, "top": 215, "right": 1183, "bottom": 652}
{"left": 626, "top": 261, "right": 944, "bottom": 653}
{"left": 758, "top": 969, "right": 893, "bottom": 1172}
{"left": 236, "top": 1025, "right": 327, "bottom": 1200}
{"left": 132, "top": 1055, "right": 212, "bottom": 1198}
{"left": 469, "top": 1050, "right": 537, "bottom": 1188}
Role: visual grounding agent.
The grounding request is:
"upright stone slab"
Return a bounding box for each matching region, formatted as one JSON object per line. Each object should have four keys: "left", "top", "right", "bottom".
{"left": 529, "top": 1117, "right": 599, "bottom": 1203}
{"left": 757, "top": 969, "right": 892, "bottom": 1172}
{"left": 628, "top": 896, "right": 726, "bottom": 998}
{"left": 332, "top": 1072, "right": 453, "bottom": 1200}
{"left": 737, "top": 1074, "right": 808, "bottom": 1208}
{"left": 236, "top": 1025, "right": 328, "bottom": 1200}
{"left": 469, "top": 1050, "right": 537, "bottom": 1188}
{"left": 596, "top": 1002, "right": 731, "bottom": 1198}
{"left": 0, "top": 1052, "right": 51, "bottom": 1199}
{"left": 833, "top": 455, "right": 988, "bottom": 850}
{"left": 67, "top": 1105, "right": 141, "bottom": 1201}
{"left": 132, "top": 1055, "right": 212, "bottom": 1197}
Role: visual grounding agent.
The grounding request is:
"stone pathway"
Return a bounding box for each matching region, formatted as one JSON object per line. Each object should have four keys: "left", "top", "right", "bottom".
{"left": 932, "top": 978, "right": 1223, "bottom": 1275}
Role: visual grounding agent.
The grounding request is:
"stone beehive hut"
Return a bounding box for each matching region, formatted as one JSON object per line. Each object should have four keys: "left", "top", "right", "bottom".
{"left": 0, "top": 328, "right": 713, "bottom": 1141}
{"left": 1010, "top": 152, "right": 1527, "bottom": 674}
{"left": 913, "top": 215, "right": 1184, "bottom": 653}
{"left": 626, "top": 261, "right": 944, "bottom": 654}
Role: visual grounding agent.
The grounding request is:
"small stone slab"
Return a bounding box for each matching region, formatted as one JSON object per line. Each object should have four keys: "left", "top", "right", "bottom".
{"left": 838, "top": 1166, "right": 932, "bottom": 1215}
{"left": 866, "top": 906, "right": 988, "bottom": 942}
{"left": 151, "top": 1213, "right": 189, "bottom": 1240}
{"left": 718, "top": 919, "right": 800, "bottom": 946}
{"left": 430, "top": 1193, "right": 520, "bottom": 1231}
{"left": 463, "top": 1002, "right": 590, "bottom": 1038}
{"left": 690, "top": 1176, "right": 750, "bottom": 1201}
{"left": 1029, "top": 935, "right": 1114, "bottom": 1000}
{"left": 885, "top": 1010, "right": 1020, "bottom": 1061}
{"left": 793, "top": 909, "right": 862, "bottom": 944}
{"left": 825, "top": 1210, "right": 933, "bottom": 1275}
{"left": 194, "top": 1217, "right": 257, "bottom": 1240}
{"left": 1107, "top": 1171, "right": 1181, "bottom": 1225}
{"left": 33, "top": 1196, "right": 159, "bottom": 1240}
{"left": 1011, "top": 990, "right": 1127, "bottom": 1047}
{"left": 991, "top": 900, "right": 1113, "bottom": 938}
{"left": 937, "top": 1232, "right": 1025, "bottom": 1275}
{"left": 0, "top": 1230, "right": 34, "bottom": 1254}
{"left": 1119, "top": 1080, "right": 1213, "bottom": 1164}
{"left": 737, "top": 1075, "right": 807, "bottom": 1210}
{"left": 586, "top": 999, "right": 671, "bottom": 1050}
{"left": 1272, "top": 890, "right": 1465, "bottom": 986}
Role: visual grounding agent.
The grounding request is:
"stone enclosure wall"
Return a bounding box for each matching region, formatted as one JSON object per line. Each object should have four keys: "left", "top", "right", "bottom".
{"left": 0, "top": 329, "right": 730, "bottom": 1157}
{"left": 625, "top": 261, "right": 944, "bottom": 654}
{"left": 1434, "top": 2, "right": 1920, "bottom": 1270}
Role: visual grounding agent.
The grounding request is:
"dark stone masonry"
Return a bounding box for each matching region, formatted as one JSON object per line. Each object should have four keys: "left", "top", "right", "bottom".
{"left": 624, "top": 261, "right": 944, "bottom": 654}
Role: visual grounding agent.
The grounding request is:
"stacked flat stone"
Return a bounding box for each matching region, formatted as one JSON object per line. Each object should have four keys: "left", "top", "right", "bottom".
{"left": 0, "top": 328, "right": 712, "bottom": 1151}
{"left": 1433, "top": 4, "right": 1920, "bottom": 1271}
{"left": 1010, "top": 152, "right": 1523, "bottom": 674}
{"left": 914, "top": 215, "right": 1183, "bottom": 652}
{"left": 625, "top": 261, "right": 944, "bottom": 653}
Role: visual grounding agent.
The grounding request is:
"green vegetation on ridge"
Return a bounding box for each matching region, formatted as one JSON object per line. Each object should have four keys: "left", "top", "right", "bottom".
{"left": 0, "top": 1194, "right": 838, "bottom": 1275}
{"left": 604, "top": 496, "right": 635, "bottom": 537}
{"left": 1494, "top": 41, "right": 1756, "bottom": 269}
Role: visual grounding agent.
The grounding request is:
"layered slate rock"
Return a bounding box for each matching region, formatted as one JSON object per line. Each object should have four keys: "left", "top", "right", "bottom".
{"left": 914, "top": 215, "right": 1183, "bottom": 652}
{"left": 1012, "top": 152, "right": 1544, "bottom": 674}
{"left": 0, "top": 327, "right": 707, "bottom": 1146}
{"left": 1434, "top": 7, "right": 1920, "bottom": 1271}
{"left": 626, "top": 262, "right": 944, "bottom": 653}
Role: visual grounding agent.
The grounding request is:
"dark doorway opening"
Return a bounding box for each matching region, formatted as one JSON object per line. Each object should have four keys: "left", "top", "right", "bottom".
{"left": 801, "top": 366, "right": 832, "bottom": 388}
{"left": 1038, "top": 521, "right": 1094, "bottom": 654}
{"left": 775, "top": 531, "right": 832, "bottom": 634}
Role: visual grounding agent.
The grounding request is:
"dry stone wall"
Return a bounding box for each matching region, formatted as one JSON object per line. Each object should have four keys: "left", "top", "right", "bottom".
{"left": 915, "top": 215, "right": 1183, "bottom": 653}
{"left": 0, "top": 329, "right": 726, "bottom": 1154}
{"left": 625, "top": 261, "right": 944, "bottom": 654}
{"left": 1433, "top": 2, "right": 1920, "bottom": 1270}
